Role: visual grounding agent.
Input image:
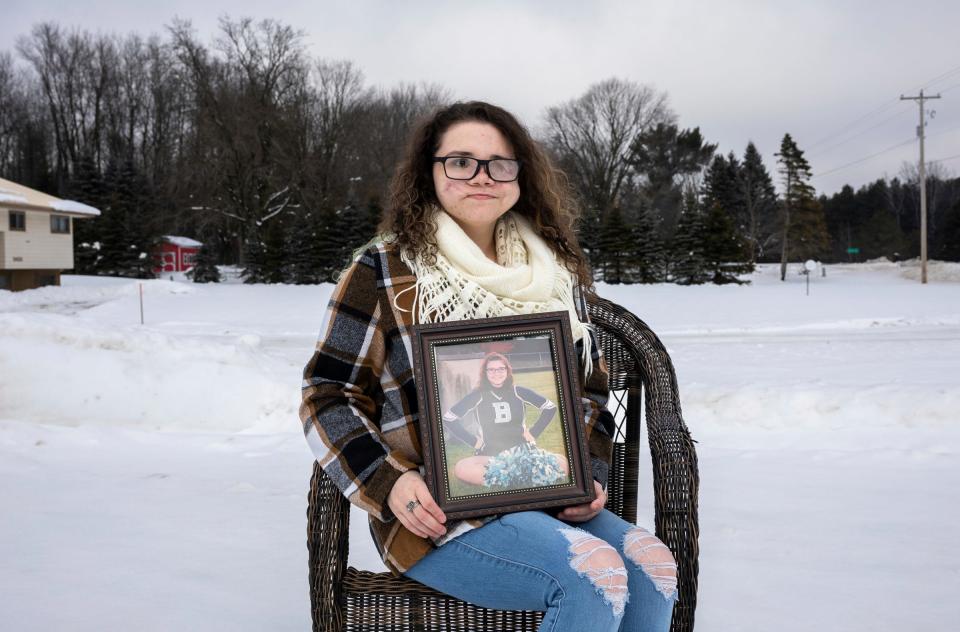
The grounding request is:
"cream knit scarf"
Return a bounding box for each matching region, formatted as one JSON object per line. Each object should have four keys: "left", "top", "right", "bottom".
{"left": 398, "top": 207, "right": 594, "bottom": 377}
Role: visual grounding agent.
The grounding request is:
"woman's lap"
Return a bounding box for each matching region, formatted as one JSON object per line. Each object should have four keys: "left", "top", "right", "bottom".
{"left": 405, "top": 510, "right": 615, "bottom": 613}
{"left": 403, "top": 509, "right": 676, "bottom": 631}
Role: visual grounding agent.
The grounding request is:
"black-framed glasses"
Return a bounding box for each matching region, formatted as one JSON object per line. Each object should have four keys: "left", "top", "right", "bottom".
{"left": 433, "top": 156, "right": 521, "bottom": 182}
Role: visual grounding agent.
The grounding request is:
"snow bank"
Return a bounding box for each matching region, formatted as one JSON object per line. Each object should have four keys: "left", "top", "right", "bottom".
{"left": 0, "top": 312, "right": 295, "bottom": 432}
{"left": 898, "top": 258, "right": 960, "bottom": 282}
{"left": 0, "top": 278, "right": 193, "bottom": 315}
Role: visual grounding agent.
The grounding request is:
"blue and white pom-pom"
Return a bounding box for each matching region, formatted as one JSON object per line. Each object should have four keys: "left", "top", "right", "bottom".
{"left": 483, "top": 443, "right": 566, "bottom": 488}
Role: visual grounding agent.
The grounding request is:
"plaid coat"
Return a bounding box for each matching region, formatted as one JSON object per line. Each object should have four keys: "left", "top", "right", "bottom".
{"left": 299, "top": 239, "right": 616, "bottom": 575}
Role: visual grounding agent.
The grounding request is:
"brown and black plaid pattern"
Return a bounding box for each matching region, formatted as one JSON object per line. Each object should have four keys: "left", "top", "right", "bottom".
{"left": 300, "top": 241, "right": 615, "bottom": 575}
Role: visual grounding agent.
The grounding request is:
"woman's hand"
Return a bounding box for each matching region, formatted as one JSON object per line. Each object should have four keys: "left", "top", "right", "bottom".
{"left": 387, "top": 470, "right": 447, "bottom": 539}
{"left": 522, "top": 428, "right": 536, "bottom": 444}
{"left": 557, "top": 480, "right": 606, "bottom": 522}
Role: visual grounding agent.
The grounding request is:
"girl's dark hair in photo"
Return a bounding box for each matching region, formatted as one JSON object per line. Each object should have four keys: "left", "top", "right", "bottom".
{"left": 478, "top": 351, "right": 514, "bottom": 390}
{"left": 379, "top": 100, "right": 594, "bottom": 292}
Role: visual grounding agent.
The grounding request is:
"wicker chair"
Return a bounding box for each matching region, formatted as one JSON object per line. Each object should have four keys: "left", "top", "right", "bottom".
{"left": 306, "top": 296, "right": 700, "bottom": 631}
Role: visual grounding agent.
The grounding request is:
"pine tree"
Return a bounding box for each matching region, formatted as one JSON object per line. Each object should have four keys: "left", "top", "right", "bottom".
{"left": 97, "top": 158, "right": 133, "bottom": 276}
{"left": 242, "top": 231, "right": 268, "bottom": 283}
{"left": 188, "top": 243, "right": 221, "bottom": 283}
{"left": 858, "top": 206, "right": 910, "bottom": 261}
{"left": 262, "top": 219, "right": 287, "bottom": 283}
{"left": 702, "top": 153, "right": 743, "bottom": 220}
{"left": 597, "top": 205, "right": 632, "bottom": 283}
{"left": 628, "top": 124, "right": 717, "bottom": 239}
{"left": 363, "top": 199, "right": 384, "bottom": 238}
{"left": 701, "top": 201, "right": 753, "bottom": 284}
{"left": 577, "top": 205, "right": 605, "bottom": 278}
{"left": 117, "top": 158, "right": 158, "bottom": 279}
{"left": 775, "top": 134, "right": 827, "bottom": 280}
{"left": 335, "top": 202, "right": 376, "bottom": 268}
{"left": 823, "top": 184, "right": 860, "bottom": 261}
{"left": 70, "top": 153, "right": 105, "bottom": 274}
{"left": 790, "top": 196, "right": 831, "bottom": 265}
{"left": 625, "top": 203, "right": 666, "bottom": 283}
{"left": 315, "top": 207, "right": 347, "bottom": 282}
{"left": 700, "top": 155, "right": 753, "bottom": 283}
{"left": 97, "top": 158, "right": 158, "bottom": 278}
{"left": 739, "top": 142, "right": 779, "bottom": 262}
{"left": 670, "top": 191, "right": 710, "bottom": 285}
{"left": 285, "top": 209, "right": 325, "bottom": 284}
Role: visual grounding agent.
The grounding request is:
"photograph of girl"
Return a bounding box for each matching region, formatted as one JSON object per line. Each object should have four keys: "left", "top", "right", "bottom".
{"left": 439, "top": 348, "right": 571, "bottom": 497}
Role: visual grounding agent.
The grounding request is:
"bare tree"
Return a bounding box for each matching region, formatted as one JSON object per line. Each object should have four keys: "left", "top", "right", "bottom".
{"left": 0, "top": 52, "right": 29, "bottom": 174}
{"left": 301, "top": 59, "right": 371, "bottom": 205}
{"left": 898, "top": 159, "right": 954, "bottom": 235}
{"left": 169, "top": 17, "right": 308, "bottom": 261}
{"left": 17, "top": 23, "right": 115, "bottom": 186}
{"left": 543, "top": 78, "right": 673, "bottom": 215}
{"left": 353, "top": 82, "right": 449, "bottom": 199}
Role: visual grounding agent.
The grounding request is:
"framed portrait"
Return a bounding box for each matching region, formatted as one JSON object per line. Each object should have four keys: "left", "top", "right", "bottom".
{"left": 411, "top": 311, "right": 595, "bottom": 520}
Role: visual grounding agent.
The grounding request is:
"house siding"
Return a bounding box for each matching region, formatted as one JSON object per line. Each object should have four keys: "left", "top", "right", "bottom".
{"left": 0, "top": 208, "right": 74, "bottom": 270}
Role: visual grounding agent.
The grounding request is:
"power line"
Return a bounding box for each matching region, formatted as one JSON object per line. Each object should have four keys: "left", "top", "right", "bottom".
{"left": 808, "top": 106, "right": 913, "bottom": 157}
{"left": 914, "top": 63, "right": 960, "bottom": 91}
{"left": 812, "top": 137, "right": 916, "bottom": 179}
{"left": 810, "top": 91, "right": 957, "bottom": 165}
{"left": 805, "top": 63, "right": 960, "bottom": 152}
{"left": 805, "top": 99, "right": 901, "bottom": 150}
{"left": 929, "top": 152, "right": 960, "bottom": 165}
{"left": 926, "top": 121, "right": 960, "bottom": 140}
{"left": 937, "top": 81, "right": 960, "bottom": 95}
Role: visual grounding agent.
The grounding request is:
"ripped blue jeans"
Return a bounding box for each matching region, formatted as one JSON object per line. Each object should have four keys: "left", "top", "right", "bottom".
{"left": 403, "top": 509, "right": 678, "bottom": 632}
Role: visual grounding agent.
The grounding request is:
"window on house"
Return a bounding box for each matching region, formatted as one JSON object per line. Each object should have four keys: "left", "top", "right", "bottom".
{"left": 51, "top": 215, "right": 71, "bottom": 234}
{"left": 9, "top": 211, "right": 26, "bottom": 231}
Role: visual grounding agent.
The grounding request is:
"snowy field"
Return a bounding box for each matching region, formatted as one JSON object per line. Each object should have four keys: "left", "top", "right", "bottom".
{"left": 1, "top": 260, "right": 958, "bottom": 631}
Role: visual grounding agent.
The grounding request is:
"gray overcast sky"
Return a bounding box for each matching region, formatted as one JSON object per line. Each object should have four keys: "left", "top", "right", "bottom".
{"left": 4, "top": 0, "right": 959, "bottom": 195}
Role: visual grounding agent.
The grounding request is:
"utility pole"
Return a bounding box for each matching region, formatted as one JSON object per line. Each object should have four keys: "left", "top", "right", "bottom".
{"left": 900, "top": 89, "right": 941, "bottom": 284}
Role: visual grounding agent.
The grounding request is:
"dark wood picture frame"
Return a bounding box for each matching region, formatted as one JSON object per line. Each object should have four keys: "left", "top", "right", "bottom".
{"left": 411, "top": 311, "right": 595, "bottom": 520}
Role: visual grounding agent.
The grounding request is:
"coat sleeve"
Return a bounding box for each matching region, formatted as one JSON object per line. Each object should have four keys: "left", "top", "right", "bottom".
{"left": 299, "top": 248, "right": 417, "bottom": 523}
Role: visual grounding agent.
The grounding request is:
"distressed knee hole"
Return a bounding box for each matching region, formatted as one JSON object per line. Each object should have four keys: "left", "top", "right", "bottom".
{"left": 623, "top": 527, "right": 677, "bottom": 600}
{"left": 558, "top": 527, "right": 628, "bottom": 617}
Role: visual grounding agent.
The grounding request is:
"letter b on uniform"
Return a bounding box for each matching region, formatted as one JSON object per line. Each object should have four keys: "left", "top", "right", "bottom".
{"left": 491, "top": 402, "right": 511, "bottom": 424}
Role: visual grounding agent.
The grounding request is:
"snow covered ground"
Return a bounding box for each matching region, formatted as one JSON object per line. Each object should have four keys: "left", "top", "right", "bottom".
{"left": 1, "top": 260, "right": 958, "bottom": 631}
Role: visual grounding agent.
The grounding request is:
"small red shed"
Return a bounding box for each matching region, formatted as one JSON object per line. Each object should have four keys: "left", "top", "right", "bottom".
{"left": 155, "top": 235, "right": 202, "bottom": 274}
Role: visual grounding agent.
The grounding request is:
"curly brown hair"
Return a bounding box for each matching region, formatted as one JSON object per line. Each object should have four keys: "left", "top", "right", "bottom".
{"left": 378, "top": 101, "right": 594, "bottom": 291}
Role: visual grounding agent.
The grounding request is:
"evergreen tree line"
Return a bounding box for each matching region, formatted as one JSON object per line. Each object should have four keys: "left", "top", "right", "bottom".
{"left": 1, "top": 20, "right": 957, "bottom": 285}
{"left": 821, "top": 168, "right": 960, "bottom": 264}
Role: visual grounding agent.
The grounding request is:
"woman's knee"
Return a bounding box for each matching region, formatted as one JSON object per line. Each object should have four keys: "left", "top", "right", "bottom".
{"left": 622, "top": 526, "right": 677, "bottom": 600}
{"left": 556, "top": 526, "right": 629, "bottom": 618}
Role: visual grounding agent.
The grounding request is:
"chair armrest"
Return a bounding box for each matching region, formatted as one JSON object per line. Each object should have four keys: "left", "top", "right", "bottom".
{"left": 307, "top": 461, "right": 349, "bottom": 632}
{"left": 588, "top": 295, "right": 700, "bottom": 632}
